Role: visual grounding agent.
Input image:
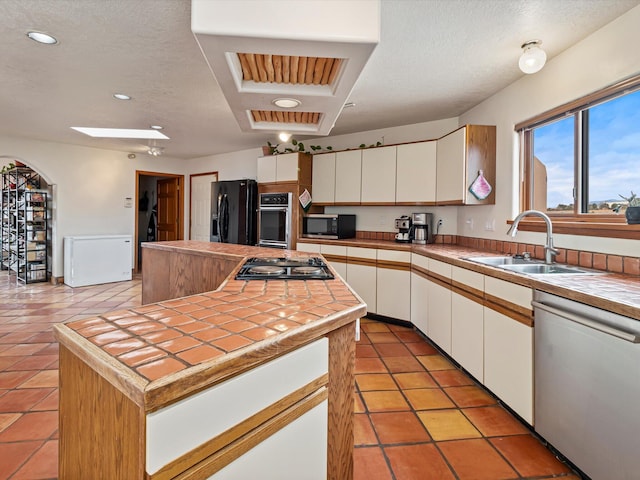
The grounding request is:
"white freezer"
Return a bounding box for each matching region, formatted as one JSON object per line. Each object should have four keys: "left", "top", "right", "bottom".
{"left": 63, "top": 235, "right": 132, "bottom": 287}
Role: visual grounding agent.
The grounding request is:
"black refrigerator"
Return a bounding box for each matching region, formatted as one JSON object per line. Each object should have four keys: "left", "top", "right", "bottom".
{"left": 210, "top": 179, "right": 258, "bottom": 245}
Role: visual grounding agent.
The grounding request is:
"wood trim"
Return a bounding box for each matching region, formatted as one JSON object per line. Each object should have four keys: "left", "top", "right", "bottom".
{"left": 427, "top": 270, "right": 452, "bottom": 287}
{"left": 59, "top": 346, "right": 145, "bottom": 479}
{"left": 172, "top": 387, "right": 329, "bottom": 480}
{"left": 359, "top": 202, "right": 397, "bottom": 206}
{"left": 150, "top": 374, "right": 329, "bottom": 480}
{"left": 484, "top": 296, "right": 533, "bottom": 327}
{"left": 451, "top": 281, "right": 483, "bottom": 303}
{"left": 327, "top": 322, "right": 356, "bottom": 480}
{"left": 376, "top": 259, "right": 411, "bottom": 271}
{"left": 515, "top": 74, "right": 640, "bottom": 131}
{"left": 347, "top": 257, "right": 377, "bottom": 268}
{"left": 411, "top": 264, "right": 429, "bottom": 279}
{"left": 435, "top": 200, "right": 465, "bottom": 206}
{"left": 394, "top": 201, "right": 438, "bottom": 206}
{"left": 322, "top": 253, "right": 347, "bottom": 264}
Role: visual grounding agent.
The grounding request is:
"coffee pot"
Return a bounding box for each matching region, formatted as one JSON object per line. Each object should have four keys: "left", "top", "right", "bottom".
{"left": 410, "top": 213, "right": 433, "bottom": 244}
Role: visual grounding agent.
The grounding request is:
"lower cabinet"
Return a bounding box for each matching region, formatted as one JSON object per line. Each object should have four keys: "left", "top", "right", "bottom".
{"left": 320, "top": 244, "right": 347, "bottom": 280}
{"left": 346, "top": 247, "right": 377, "bottom": 314}
{"left": 451, "top": 292, "right": 484, "bottom": 382}
{"left": 483, "top": 307, "right": 533, "bottom": 424}
{"left": 376, "top": 250, "right": 411, "bottom": 321}
{"left": 410, "top": 271, "right": 429, "bottom": 334}
{"left": 426, "top": 258, "right": 452, "bottom": 354}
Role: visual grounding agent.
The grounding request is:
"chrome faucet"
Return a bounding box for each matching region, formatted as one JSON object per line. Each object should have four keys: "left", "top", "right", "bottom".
{"left": 506, "top": 210, "right": 559, "bottom": 264}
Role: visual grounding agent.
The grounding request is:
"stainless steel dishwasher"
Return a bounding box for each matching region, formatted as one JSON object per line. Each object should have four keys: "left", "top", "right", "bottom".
{"left": 533, "top": 291, "right": 640, "bottom": 480}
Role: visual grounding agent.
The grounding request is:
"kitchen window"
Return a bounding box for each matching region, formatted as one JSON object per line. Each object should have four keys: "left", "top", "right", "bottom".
{"left": 516, "top": 75, "right": 640, "bottom": 239}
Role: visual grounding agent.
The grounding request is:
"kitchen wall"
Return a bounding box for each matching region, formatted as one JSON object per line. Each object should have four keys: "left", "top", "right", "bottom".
{"left": 457, "top": 4, "right": 640, "bottom": 257}
{"left": 0, "top": 135, "right": 186, "bottom": 278}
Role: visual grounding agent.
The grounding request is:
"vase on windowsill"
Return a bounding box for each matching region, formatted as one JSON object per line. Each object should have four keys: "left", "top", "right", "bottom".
{"left": 619, "top": 191, "right": 640, "bottom": 225}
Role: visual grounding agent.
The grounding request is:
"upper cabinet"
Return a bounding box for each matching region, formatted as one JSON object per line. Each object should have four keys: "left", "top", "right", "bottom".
{"left": 257, "top": 153, "right": 312, "bottom": 185}
{"left": 396, "top": 141, "right": 437, "bottom": 204}
{"left": 436, "top": 125, "right": 496, "bottom": 205}
{"left": 361, "top": 146, "right": 396, "bottom": 204}
{"left": 310, "top": 125, "right": 495, "bottom": 206}
{"left": 334, "top": 150, "right": 362, "bottom": 204}
{"left": 311, "top": 152, "right": 336, "bottom": 204}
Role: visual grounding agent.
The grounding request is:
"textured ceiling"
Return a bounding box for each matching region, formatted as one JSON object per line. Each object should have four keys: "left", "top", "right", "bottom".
{"left": 0, "top": 0, "right": 638, "bottom": 159}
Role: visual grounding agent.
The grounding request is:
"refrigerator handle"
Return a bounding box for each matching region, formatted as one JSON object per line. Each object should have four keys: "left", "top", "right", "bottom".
{"left": 220, "top": 194, "right": 229, "bottom": 242}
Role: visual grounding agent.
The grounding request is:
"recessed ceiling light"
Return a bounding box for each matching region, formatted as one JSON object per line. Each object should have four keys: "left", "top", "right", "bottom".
{"left": 70, "top": 127, "right": 169, "bottom": 139}
{"left": 113, "top": 93, "right": 132, "bottom": 101}
{"left": 150, "top": 125, "right": 163, "bottom": 130}
{"left": 278, "top": 132, "right": 292, "bottom": 142}
{"left": 26, "top": 31, "right": 58, "bottom": 45}
{"left": 272, "top": 98, "right": 301, "bottom": 109}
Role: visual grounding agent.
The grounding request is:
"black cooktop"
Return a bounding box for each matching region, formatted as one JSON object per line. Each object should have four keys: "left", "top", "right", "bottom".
{"left": 235, "top": 257, "right": 334, "bottom": 281}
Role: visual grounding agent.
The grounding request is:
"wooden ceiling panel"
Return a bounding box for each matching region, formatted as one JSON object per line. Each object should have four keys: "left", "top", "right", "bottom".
{"left": 238, "top": 53, "right": 342, "bottom": 86}
{"left": 251, "top": 110, "right": 321, "bottom": 124}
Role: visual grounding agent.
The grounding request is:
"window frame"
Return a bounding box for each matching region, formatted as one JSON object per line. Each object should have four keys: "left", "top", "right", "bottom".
{"left": 515, "top": 74, "right": 640, "bottom": 240}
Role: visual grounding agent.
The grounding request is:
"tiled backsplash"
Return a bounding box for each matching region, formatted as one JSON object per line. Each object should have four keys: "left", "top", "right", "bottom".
{"left": 356, "top": 231, "right": 640, "bottom": 276}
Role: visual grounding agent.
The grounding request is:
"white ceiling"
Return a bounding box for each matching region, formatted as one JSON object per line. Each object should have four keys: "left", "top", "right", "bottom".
{"left": 1, "top": 0, "right": 638, "bottom": 160}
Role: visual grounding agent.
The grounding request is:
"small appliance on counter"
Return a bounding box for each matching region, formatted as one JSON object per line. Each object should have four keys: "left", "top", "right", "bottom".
{"left": 235, "top": 256, "right": 334, "bottom": 280}
{"left": 411, "top": 213, "right": 433, "bottom": 244}
{"left": 394, "top": 215, "right": 412, "bottom": 242}
{"left": 302, "top": 214, "right": 356, "bottom": 239}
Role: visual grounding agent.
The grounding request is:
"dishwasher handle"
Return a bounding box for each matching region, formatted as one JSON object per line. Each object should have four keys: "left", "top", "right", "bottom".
{"left": 533, "top": 300, "right": 640, "bottom": 344}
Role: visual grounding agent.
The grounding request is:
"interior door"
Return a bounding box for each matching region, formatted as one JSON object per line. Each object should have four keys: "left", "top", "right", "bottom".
{"left": 190, "top": 173, "right": 217, "bottom": 240}
{"left": 157, "top": 178, "right": 180, "bottom": 241}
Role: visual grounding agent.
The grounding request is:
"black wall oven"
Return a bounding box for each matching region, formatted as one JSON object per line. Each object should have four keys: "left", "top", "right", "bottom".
{"left": 257, "top": 192, "right": 292, "bottom": 249}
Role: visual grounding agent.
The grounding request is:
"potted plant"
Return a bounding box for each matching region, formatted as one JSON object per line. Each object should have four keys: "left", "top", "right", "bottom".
{"left": 262, "top": 141, "right": 278, "bottom": 156}
{"left": 619, "top": 191, "right": 640, "bottom": 224}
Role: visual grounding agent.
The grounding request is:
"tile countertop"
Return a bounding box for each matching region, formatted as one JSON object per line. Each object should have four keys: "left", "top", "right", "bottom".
{"left": 297, "top": 237, "right": 640, "bottom": 321}
{"left": 53, "top": 242, "right": 366, "bottom": 411}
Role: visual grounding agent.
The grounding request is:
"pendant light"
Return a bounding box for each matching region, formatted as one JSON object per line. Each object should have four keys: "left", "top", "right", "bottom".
{"left": 519, "top": 40, "right": 547, "bottom": 74}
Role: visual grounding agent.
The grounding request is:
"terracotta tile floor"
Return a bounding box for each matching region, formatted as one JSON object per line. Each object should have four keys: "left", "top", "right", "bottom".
{"left": 355, "top": 318, "right": 582, "bottom": 480}
{"left": 0, "top": 272, "right": 580, "bottom": 479}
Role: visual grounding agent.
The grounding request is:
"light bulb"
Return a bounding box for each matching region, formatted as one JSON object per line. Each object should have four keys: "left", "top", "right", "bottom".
{"left": 278, "top": 132, "right": 291, "bottom": 142}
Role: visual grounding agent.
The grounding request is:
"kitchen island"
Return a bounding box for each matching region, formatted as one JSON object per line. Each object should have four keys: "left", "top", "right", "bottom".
{"left": 54, "top": 241, "right": 366, "bottom": 480}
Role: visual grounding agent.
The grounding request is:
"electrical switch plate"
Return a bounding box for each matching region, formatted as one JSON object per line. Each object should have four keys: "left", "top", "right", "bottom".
{"left": 485, "top": 219, "right": 495, "bottom": 231}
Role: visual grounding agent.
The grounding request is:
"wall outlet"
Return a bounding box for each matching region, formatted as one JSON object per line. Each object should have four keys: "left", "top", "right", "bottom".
{"left": 466, "top": 218, "right": 474, "bottom": 230}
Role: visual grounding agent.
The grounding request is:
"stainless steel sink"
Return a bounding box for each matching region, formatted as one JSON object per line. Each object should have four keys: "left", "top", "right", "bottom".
{"left": 499, "top": 263, "right": 595, "bottom": 275}
{"left": 464, "top": 256, "right": 543, "bottom": 266}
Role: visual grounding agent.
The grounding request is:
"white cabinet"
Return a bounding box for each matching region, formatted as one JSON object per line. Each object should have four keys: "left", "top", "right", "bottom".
{"left": 296, "top": 242, "right": 321, "bottom": 254}
{"left": 361, "top": 146, "right": 396, "bottom": 204}
{"left": 335, "top": 150, "right": 362, "bottom": 203}
{"left": 376, "top": 250, "right": 410, "bottom": 321}
{"left": 484, "top": 307, "right": 533, "bottom": 424}
{"left": 276, "top": 153, "right": 299, "bottom": 182}
{"left": 257, "top": 155, "right": 277, "bottom": 183}
{"left": 436, "top": 125, "right": 496, "bottom": 205}
{"left": 410, "top": 253, "right": 429, "bottom": 334}
{"left": 396, "top": 141, "right": 437, "bottom": 204}
{"left": 320, "top": 244, "right": 347, "bottom": 280}
{"left": 311, "top": 153, "right": 336, "bottom": 204}
{"left": 450, "top": 266, "right": 485, "bottom": 382}
{"left": 257, "top": 153, "right": 301, "bottom": 183}
{"left": 346, "top": 247, "right": 376, "bottom": 314}
{"left": 426, "top": 258, "right": 452, "bottom": 354}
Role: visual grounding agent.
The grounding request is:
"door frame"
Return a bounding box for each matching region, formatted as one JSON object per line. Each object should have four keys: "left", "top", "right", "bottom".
{"left": 189, "top": 171, "right": 218, "bottom": 240}
{"left": 135, "top": 170, "right": 185, "bottom": 272}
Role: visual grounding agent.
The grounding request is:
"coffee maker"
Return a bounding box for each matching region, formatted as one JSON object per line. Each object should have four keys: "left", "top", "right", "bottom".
{"left": 411, "top": 213, "right": 433, "bottom": 244}
{"left": 394, "top": 215, "right": 412, "bottom": 243}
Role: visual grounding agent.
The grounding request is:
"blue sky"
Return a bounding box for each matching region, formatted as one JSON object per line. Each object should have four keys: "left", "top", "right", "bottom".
{"left": 534, "top": 89, "right": 640, "bottom": 208}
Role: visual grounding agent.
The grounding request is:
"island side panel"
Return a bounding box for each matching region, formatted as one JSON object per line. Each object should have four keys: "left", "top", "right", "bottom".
{"left": 59, "top": 345, "right": 145, "bottom": 479}
{"left": 327, "top": 322, "right": 356, "bottom": 480}
{"left": 142, "top": 246, "right": 239, "bottom": 304}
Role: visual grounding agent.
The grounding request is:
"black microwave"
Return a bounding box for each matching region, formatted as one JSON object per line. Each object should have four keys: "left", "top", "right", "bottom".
{"left": 302, "top": 214, "right": 356, "bottom": 239}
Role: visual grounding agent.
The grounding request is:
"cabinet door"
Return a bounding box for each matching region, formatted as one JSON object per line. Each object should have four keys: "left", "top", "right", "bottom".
{"left": 410, "top": 272, "right": 429, "bottom": 334}
{"left": 361, "top": 146, "right": 396, "bottom": 203}
{"left": 396, "top": 141, "right": 437, "bottom": 203}
{"left": 427, "top": 280, "right": 452, "bottom": 353}
{"left": 320, "top": 244, "right": 347, "bottom": 280}
{"left": 346, "top": 247, "right": 376, "bottom": 314}
{"left": 436, "top": 127, "right": 466, "bottom": 204}
{"left": 276, "top": 153, "right": 299, "bottom": 182}
{"left": 376, "top": 250, "right": 411, "bottom": 321}
{"left": 335, "top": 150, "right": 361, "bottom": 203}
{"left": 257, "top": 156, "right": 277, "bottom": 184}
{"left": 311, "top": 153, "right": 336, "bottom": 204}
{"left": 296, "top": 243, "right": 321, "bottom": 254}
{"left": 484, "top": 307, "right": 533, "bottom": 424}
{"left": 451, "top": 292, "right": 484, "bottom": 382}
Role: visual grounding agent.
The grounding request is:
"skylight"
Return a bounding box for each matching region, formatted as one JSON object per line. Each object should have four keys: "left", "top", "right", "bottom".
{"left": 71, "top": 128, "right": 169, "bottom": 139}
